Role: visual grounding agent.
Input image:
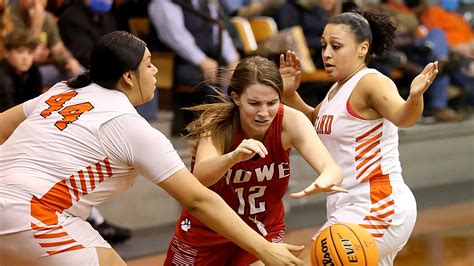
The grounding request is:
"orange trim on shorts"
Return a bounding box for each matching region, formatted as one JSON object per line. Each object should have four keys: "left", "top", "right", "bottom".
{"left": 370, "top": 200, "right": 395, "bottom": 212}
{"left": 359, "top": 224, "right": 390, "bottom": 230}
{"left": 46, "top": 244, "right": 85, "bottom": 256}
{"left": 39, "top": 239, "right": 77, "bottom": 248}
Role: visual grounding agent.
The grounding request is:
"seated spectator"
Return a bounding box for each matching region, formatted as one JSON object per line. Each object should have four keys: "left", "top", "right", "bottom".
{"left": 58, "top": 0, "right": 117, "bottom": 68}
{"left": 148, "top": 0, "right": 240, "bottom": 135}
{"left": 10, "top": 0, "right": 83, "bottom": 87}
{"left": 368, "top": 0, "right": 465, "bottom": 122}
{"left": 0, "top": 30, "right": 42, "bottom": 112}
{"left": 412, "top": 0, "right": 473, "bottom": 116}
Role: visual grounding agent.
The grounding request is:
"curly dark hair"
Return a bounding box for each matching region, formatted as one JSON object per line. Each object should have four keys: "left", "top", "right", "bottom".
{"left": 329, "top": 9, "right": 396, "bottom": 61}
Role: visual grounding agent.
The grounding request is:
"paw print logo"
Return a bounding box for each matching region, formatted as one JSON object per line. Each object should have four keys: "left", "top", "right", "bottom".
{"left": 181, "top": 218, "right": 191, "bottom": 232}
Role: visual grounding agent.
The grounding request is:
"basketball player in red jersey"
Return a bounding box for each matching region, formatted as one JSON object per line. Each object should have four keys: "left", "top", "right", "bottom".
{"left": 165, "top": 56, "right": 345, "bottom": 265}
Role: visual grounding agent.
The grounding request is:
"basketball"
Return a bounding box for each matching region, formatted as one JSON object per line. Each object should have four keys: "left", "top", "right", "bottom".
{"left": 311, "top": 222, "right": 379, "bottom": 266}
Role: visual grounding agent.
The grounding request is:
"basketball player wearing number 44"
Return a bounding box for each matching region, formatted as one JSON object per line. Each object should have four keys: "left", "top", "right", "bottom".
{"left": 280, "top": 9, "right": 439, "bottom": 266}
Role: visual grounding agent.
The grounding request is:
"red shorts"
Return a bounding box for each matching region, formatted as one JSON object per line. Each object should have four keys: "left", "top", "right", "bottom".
{"left": 164, "top": 228, "right": 284, "bottom": 265}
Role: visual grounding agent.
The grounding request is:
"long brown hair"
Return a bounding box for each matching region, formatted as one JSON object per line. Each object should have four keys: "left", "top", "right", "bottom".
{"left": 185, "top": 56, "right": 283, "bottom": 154}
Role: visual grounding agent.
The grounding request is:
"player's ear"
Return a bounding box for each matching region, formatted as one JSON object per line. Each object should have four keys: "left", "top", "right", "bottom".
{"left": 231, "top": 91, "right": 240, "bottom": 106}
{"left": 122, "top": 71, "right": 134, "bottom": 88}
{"left": 358, "top": 41, "right": 369, "bottom": 58}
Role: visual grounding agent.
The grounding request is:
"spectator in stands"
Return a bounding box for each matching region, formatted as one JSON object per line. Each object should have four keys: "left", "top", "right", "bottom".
{"left": 10, "top": 0, "right": 82, "bottom": 87}
{"left": 0, "top": 30, "right": 42, "bottom": 112}
{"left": 0, "top": 0, "right": 13, "bottom": 38}
{"left": 368, "top": 0, "right": 465, "bottom": 122}
{"left": 58, "top": 0, "right": 117, "bottom": 68}
{"left": 148, "top": 0, "right": 240, "bottom": 135}
{"left": 417, "top": 0, "right": 474, "bottom": 111}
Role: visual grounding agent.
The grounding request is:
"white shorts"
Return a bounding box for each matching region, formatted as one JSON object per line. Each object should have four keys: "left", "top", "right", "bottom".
{"left": 0, "top": 185, "right": 111, "bottom": 266}
{"left": 315, "top": 181, "right": 417, "bottom": 266}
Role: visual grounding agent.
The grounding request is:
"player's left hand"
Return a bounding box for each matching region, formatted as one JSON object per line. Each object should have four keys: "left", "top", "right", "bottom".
{"left": 409, "top": 61, "right": 438, "bottom": 98}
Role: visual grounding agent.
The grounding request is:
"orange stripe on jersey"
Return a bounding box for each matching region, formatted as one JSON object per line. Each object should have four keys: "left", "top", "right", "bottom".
{"left": 370, "top": 200, "right": 395, "bottom": 212}
{"left": 355, "top": 122, "right": 383, "bottom": 142}
{"left": 78, "top": 170, "right": 88, "bottom": 195}
{"left": 30, "top": 180, "right": 73, "bottom": 225}
{"left": 356, "top": 149, "right": 380, "bottom": 171}
{"left": 47, "top": 245, "right": 84, "bottom": 256}
{"left": 359, "top": 224, "right": 390, "bottom": 230}
{"left": 356, "top": 132, "right": 382, "bottom": 151}
{"left": 87, "top": 166, "right": 96, "bottom": 189}
{"left": 355, "top": 140, "right": 380, "bottom": 161}
{"left": 69, "top": 175, "right": 80, "bottom": 200}
{"left": 34, "top": 232, "right": 69, "bottom": 239}
{"left": 104, "top": 158, "right": 113, "bottom": 177}
{"left": 356, "top": 157, "right": 381, "bottom": 180}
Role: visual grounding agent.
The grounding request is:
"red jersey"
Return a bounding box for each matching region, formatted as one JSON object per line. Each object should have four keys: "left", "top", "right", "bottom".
{"left": 174, "top": 104, "right": 291, "bottom": 246}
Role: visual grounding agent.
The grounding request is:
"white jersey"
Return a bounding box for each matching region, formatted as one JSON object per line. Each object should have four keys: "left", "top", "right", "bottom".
{"left": 315, "top": 69, "right": 416, "bottom": 265}
{"left": 0, "top": 82, "right": 185, "bottom": 233}
{"left": 317, "top": 68, "right": 402, "bottom": 190}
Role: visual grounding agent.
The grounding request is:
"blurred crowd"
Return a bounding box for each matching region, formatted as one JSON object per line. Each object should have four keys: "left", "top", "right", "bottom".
{"left": 0, "top": 0, "right": 473, "bottom": 126}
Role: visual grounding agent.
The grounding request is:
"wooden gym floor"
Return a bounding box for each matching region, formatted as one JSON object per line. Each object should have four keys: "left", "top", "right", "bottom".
{"left": 126, "top": 200, "right": 474, "bottom": 266}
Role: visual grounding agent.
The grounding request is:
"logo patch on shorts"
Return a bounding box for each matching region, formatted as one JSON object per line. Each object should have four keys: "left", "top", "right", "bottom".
{"left": 181, "top": 218, "right": 191, "bottom": 231}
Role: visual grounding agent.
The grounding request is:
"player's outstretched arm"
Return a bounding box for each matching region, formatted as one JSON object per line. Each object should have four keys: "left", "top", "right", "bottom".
{"left": 283, "top": 107, "right": 346, "bottom": 198}
{"left": 159, "top": 168, "right": 305, "bottom": 265}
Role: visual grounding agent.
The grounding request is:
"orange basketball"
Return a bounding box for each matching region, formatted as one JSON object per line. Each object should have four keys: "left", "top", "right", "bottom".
{"left": 311, "top": 222, "right": 379, "bottom": 266}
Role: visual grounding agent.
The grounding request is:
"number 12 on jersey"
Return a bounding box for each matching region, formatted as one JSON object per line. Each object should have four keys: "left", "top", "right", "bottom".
{"left": 235, "top": 186, "right": 267, "bottom": 215}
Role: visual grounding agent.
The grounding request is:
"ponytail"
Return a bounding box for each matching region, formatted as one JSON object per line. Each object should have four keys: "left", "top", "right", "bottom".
{"left": 67, "top": 71, "right": 93, "bottom": 89}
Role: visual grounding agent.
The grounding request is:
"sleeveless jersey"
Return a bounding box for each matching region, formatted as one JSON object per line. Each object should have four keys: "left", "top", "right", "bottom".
{"left": 316, "top": 68, "right": 403, "bottom": 190}
{"left": 175, "top": 104, "right": 291, "bottom": 246}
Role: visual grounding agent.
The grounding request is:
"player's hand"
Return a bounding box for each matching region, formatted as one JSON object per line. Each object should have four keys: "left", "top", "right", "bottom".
{"left": 290, "top": 177, "right": 348, "bottom": 198}
{"left": 280, "top": 50, "right": 301, "bottom": 96}
{"left": 259, "top": 242, "right": 305, "bottom": 266}
{"left": 409, "top": 61, "right": 438, "bottom": 98}
{"left": 230, "top": 139, "right": 267, "bottom": 164}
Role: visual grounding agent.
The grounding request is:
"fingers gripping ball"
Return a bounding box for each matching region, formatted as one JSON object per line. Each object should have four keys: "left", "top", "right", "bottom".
{"left": 311, "top": 223, "right": 379, "bottom": 266}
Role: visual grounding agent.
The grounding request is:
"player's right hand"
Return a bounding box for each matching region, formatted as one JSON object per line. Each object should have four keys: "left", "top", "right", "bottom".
{"left": 230, "top": 139, "right": 267, "bottom": 164}
{"left": 259, "top": 242, "right": 305, "bottom": 265}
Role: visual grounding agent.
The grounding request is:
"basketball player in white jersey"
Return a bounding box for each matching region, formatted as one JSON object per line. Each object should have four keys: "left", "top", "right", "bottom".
{"left": 0, "top": 31, "right": 305, "bottom": 265}
{"left": 280, "top": 9, "right": 439, "bottom": 266}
